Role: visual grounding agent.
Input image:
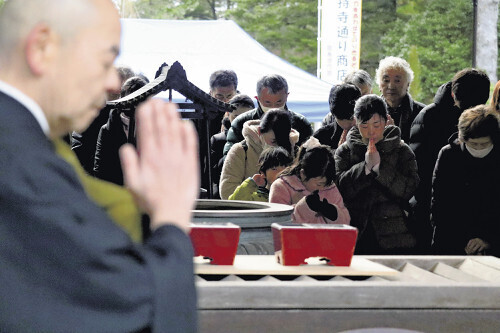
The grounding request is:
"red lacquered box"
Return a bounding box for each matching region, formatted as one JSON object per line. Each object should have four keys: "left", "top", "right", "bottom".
{"left": 271, "top": 223, "right": 358, "bottom": 266}
{"left": 189, "top": 222, "right": 241, "bottom": 265}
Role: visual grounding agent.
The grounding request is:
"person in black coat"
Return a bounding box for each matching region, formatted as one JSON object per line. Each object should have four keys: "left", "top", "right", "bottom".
{"left": 314, "top": 83, "right": 361, "bottom": 150}
{"left": 210, "top": 94, "right": 254, "bottom": 198}
{"left": 94, "top": 76, "right": 148, "bottom": 185}
{"left": 431, "top": 105, "right": 500, "bottom": 256}
{"left": 409, "top": 68, "right": 490, "bottom": 252}
{"left": 322, "top": 69, "right": 372, "bottom": 126}
{"left": 335, "top": 95, "right": 419, "bottom": 254}
{"left": 70, "top": 65, "right": 135, "bottom": 175}
{"left": 223, "top": 74, "right": 312, "bottom": 158}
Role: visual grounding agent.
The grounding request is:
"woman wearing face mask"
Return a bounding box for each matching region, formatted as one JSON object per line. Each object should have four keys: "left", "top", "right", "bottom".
{"left": 219, "top": 109, "right": 298, "bottom": 200}
{"left": 335, "top": 94, "right": 419, "bottom": 254}
{"left": 431, "top": 105, "right": 500, "bottom": 256}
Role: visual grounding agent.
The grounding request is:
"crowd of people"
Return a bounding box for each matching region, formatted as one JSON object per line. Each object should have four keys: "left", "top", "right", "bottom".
{"left": 68, "top": 55, "right": 500, "bottom": 257}
{"left": 203, "top": 58, "right": 500, "bottom": 257}
{"left": 1, "top": 0, "right": 499, "bottom": 330}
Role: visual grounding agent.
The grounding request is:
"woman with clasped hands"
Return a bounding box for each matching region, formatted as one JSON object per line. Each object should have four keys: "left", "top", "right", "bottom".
{"left": 334, "top": 95, "right": 419, "bottom": 254}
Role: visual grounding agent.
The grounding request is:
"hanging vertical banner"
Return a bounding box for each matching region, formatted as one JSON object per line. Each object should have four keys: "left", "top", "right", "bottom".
{"left": 318, "top": 0, "right": 362, "bottom": 84}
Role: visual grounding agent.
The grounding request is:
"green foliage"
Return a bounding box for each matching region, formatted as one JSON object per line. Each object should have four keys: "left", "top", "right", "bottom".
{"left": 360, "top": 0, "right": 397, "bottom": 81}
{"left": 226, "top": 0, "right": 317, "bottom": 74}
{"left": 407, "top": 45, "right": 422, "bottom": 98}
{"left": 134, "top": 0, "right": 226, "bottom": 20}
{"left": 380, "top": 0, "right": 473, "bottom": 103}
{"left": 119, "top": 0, "right": 496, "bottom": 94}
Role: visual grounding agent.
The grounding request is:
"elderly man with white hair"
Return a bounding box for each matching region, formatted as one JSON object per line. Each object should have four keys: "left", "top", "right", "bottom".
{"left": 376, "top": 56, "right": 426, "bottom": 142}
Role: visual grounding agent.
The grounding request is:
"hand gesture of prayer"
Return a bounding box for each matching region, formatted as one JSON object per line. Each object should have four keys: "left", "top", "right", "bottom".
{"left": 338, "top": 128, "right": 349, "bottom": 147}
{"left": 120, "top": 99, "right": 200, "bottom": 232}
{"left": 386, "top": 114, "right": 395, "bottom": 126}
{"left": 365, "top": 137, "right": 381, "bottom": 172}
{"left": 465, "top": 238, "right": 490, "bottom": 255}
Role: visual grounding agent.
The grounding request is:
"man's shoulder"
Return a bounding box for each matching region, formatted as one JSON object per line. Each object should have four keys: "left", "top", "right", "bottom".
{"left": 418, "top": 102, "right": 452, "bottom": 124}
{"left": 210, "top": 131, "right": 226, "bottom": 144}
{"left": 233, "top": 108, "right": 260, "bottom": 126}
{"left": 289, "top": 110, "right": 311, "bottom": 124}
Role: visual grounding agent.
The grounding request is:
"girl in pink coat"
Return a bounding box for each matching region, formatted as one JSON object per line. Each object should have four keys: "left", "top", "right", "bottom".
{"left": 270, "top": 137, "right": 350, "bottom": 224}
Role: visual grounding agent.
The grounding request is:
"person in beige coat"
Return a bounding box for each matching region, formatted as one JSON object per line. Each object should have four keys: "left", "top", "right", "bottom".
{"left": 220, "top": 109, "right": 299, "bottom": 199}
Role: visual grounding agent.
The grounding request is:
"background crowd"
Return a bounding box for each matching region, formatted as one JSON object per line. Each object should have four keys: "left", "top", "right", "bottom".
{"left": 72, "top": 56, "right": 500, "bottom": 257}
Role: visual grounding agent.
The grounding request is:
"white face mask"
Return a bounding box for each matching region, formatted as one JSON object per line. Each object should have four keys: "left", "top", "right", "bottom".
{"left": 465, "top": 143, "right": 494, "bottom": 158}
{"left": 259, "top": 103, "right": 285, "bottom": 113}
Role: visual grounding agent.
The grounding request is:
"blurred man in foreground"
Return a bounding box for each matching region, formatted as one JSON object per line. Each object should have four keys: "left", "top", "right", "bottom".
{"left": 0, "top": 0, "right": 198, "bottom": 331}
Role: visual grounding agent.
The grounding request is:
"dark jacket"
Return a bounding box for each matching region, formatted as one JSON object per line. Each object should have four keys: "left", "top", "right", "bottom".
{"left": 93, "top": 109, "right": 129, "bottom": 186}
{"left": 386, "top": 93, "right": 425, "bottom": 143}
{"left": 222, "top": 104, "right": 313, "bottom": 157}
{"left": 313, "top": 118, "right": 343, "bottom": 150}
{"left": 0, "top": 91, "right": 197, "bottom": 332}
{"left": 71, "top": 105, "right": 113, "bottom": 175}
{"left": 335, "top": 125, "right": 419, "bottom": 254}
{"left": 408, "top": 82, "right": 459, "bottom": 249}
{"left": 431, "top": 134, "right": 500, "bottom": 255}
{"left": 210, "top": 128, "right": 228, "bottom": 199}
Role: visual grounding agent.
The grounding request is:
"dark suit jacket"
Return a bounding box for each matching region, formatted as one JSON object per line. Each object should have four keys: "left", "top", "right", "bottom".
{"left": 0, "top": 92, "right": 197, "bottom": 332}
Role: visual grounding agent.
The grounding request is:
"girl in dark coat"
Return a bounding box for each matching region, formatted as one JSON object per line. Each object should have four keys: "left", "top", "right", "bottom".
{"left": 335, "top": 95, "right": 419, "bottom": 254}
{"left": 431, "top": 105, "right": 500, "bottom": 255}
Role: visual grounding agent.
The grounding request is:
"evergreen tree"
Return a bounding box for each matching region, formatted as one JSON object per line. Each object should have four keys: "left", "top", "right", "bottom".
{"left": 381, "top": 0, "right": 473, "bottom": 103}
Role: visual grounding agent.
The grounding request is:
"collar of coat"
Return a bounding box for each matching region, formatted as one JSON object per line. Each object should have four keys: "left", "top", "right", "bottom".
{"left": 278, "top": 174, "right": 336, "bottom": 194}
{"left": 345, "top": 125, "right": 403, "bottom": 153}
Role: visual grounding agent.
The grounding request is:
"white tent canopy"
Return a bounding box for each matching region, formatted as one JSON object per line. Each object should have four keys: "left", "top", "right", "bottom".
{"left": 116, "top": 19, "right": 332, "bottom": 122}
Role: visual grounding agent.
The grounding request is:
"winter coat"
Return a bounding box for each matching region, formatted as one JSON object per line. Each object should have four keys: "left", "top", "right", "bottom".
{"left": 270, "top": 175, "right": 350, "bottom": 225}
{"left": 222, "top": 105, "right": 312, "bottom": 157}
{"left": 313, "top": 118, "right": 344, "bottom": 150}
{"left": 408, "top": 82, "right": 459, "bottom": 249}
{"left": 385, "top": 93, "right": 425, "bottom": 144}
{"left": 93, "top": 109, "right": 129, "bottom": 186}
{"left": 71, "top": 106, "right": 113, "bottom": 175}
{"left": 219, "top": 120, "right": 299, "bottom": 200}
{"left": 209, "top": 129, "right": 228, "bottom": 199}
{"left": 335, "top": 125, "right": 419, "bottom": 254}
{"left": 228, "top": 178, "right": 269, "bottom": 202}
{"left": 322, "top": 112, "right": 335, "bottom": 127}
{"left": 431, "top": 134, "right": 500, "bottom": 255}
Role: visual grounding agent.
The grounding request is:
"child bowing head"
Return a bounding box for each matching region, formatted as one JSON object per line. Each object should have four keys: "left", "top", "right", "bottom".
{"left": 270, "top": 137, "right": 351, "bottom": 225}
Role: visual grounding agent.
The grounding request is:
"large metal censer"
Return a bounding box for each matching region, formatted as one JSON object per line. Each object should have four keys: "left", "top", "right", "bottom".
{"left": 192, "top": 199, "right": 293, "bottom": 254}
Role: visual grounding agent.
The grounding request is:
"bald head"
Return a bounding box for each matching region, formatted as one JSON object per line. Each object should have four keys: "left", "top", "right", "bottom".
{"left": 0, "top": 0, "right": 121, "bottom": 137}
{"left": 0, "top": 0, "right": 105, "bottom": 65}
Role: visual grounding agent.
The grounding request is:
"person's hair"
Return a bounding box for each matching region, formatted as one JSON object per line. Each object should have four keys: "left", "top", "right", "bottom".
{"left": 121, "top": 76, "right": 148, "bottom": 97}
{"left": 329, "top": 83, "right": 361, "bottom": 120}
{"left": 116, "top": 66, "right": 136, "bottom": 84}
{"left": 228, "top": 94, "right": 255, "bottom": 109}
{"left": 343, "top": 70, "right": 372, "bottom": 92}
{"left": 354, "top": 94, "right": 388, "bottom": 123}
{"left": 0, "top": 0, "right": 95, "bottom": 64}
{"left": 375, "top": 56, "right": 414, "bottom": 86}
{"left": 451, "top": 68, "right": 490, "bottom": 110}
{"left": 280, "top": 144, "right": 336, "bottom": 186}
{"left": 458, "top": 105, "right": 500, "bottom": 144}
{"left": 256, "top": 74, "right": 288, "bottom": 95}
{"left": 258, "top": 146, "right": 293, "bottom": 174}
{"left": 491, "top": 80, "right": 500, "bottom": 112}
{"left": 209, "top": 70, "right": 238, "bottom": 90}
{"left": 259, "top": 109, "right": 292, "bottom": 154}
